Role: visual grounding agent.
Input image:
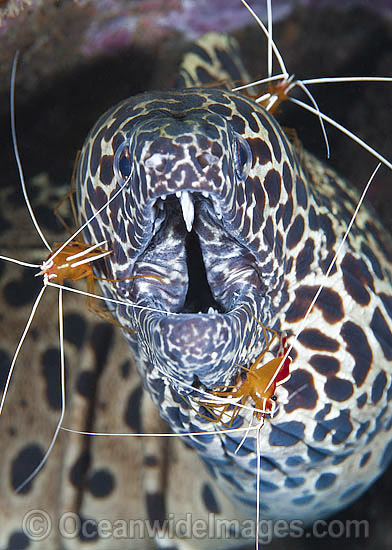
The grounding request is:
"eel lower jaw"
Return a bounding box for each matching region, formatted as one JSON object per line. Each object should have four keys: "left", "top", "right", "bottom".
{"left": 131, "top": 291, "right": 257, "bottom": 389}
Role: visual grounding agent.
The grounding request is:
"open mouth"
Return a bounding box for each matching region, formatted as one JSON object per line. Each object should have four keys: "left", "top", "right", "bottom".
{"left": 128, "top": 190, "right": 261, "bottom": 314}
{"left": 113, "top": 188, "right": 265, "bottom": 388}
{"left": 182, "top": 227, "right": 223, "bottom": 314}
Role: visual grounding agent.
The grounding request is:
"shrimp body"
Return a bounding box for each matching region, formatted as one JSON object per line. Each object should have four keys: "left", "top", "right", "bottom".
{"left": 202, "top": 332, "right": 292, "bottom": 425}
{"left": 39, "top": 240, "right": 111, "bottom": 285}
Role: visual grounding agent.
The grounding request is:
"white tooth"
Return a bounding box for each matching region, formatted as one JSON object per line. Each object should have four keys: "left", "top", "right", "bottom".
{"left": 202, "top": 191, "right": 209, "bottom": 198}
{"left": 207, "top": 307, "right": 217, "bottom": 314}
{"left": 176, "top": 191, "right": 181, "bottom": 198}
{"left": 180, "top": 191, "right": 194, "bottom": 232}
{"left": 212, "top": 197, "right": 222, "bottom": 219}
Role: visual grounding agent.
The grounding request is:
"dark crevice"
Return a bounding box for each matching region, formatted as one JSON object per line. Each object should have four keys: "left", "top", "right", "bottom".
{"left": 181, "top": 228, "right": 222, "bottom": 313}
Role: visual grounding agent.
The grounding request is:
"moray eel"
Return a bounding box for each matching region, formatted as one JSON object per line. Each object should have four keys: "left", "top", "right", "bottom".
{"left": 75, "top": 33, "right": 392, "bottom": 526}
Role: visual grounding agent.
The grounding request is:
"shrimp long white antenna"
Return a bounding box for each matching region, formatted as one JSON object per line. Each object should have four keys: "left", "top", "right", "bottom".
{"left": 265, "top": 162, "right": 382, "bottom": 394}
{"left": 294, "top": 79, "right": 330, "bottom": 159}
{"left": 240, "top": 0, "right": 288, "bottom": 79}
{"left": 289, "top": 76, "right": 392, "bottom": 159}
{"left": 1, "top": 254, "right": 174, "bottom": 418}
{"left": 232, "top": 72, "right": 286, "bottom": 92}
{"left": 238, "top": 76, "right": 392, "bottom": 163}
{"left": 60, "top": 424, "right": 261, "bottom": 438}
{"left": 46, "top": 281, "right": 176, "bottom": 315}
{"left": 255, "top": 422, "right": 262, "bottom": 550}
{"left": 234, "top": 416, "right": 258, "bottom": 455}
{"left": 238, "top": 2, "right": 330, "bottom": 156}
{"left": 16, "top": 288, "right": 66, "bottom": 492}
{"left": 11, "top": 284, "right": 266, "bottom": 416}
{"left": 0, "top": 256, "right": 40, "bottom": 269}
{"left": 299, "top": 76, "right": 392, "bottom": 86}
{"left": 0, "top": 286, "right": 46, "bottom": 416}
{"left": 266, "top": 0, "right": 272, "bottom": 78}
{"left": 8, "top": 53, "right": 134, "bottom": 286}
{"left": 10, "top": 51, "right": 51, "bottom": 252}
{"left": 10, "top": 52, "right": 135, "bottom": 272}
{"left": 11, "top": 52, "right": 137, "bottom": 269}
{"left": 289, "top": 97, "right": 392, "bottom": 172}
{"left": 47, "top": 175, "right": 131, "bottom": 268}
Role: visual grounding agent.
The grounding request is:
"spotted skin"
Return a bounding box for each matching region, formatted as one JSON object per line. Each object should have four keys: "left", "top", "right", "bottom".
{"left": 74, "top": 31, "right": 392, "bottom": 527}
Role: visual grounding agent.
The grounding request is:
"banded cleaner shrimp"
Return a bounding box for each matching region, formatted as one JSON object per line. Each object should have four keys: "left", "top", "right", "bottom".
{"left": 2, "top": 1, "right": 392, "bottom": 550}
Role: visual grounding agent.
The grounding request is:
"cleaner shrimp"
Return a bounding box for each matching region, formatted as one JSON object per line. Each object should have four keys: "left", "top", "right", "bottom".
{"left": 198, "top": 314, "right": 292, "bottom": 429}
{"left": 1, "top": 2, "right": 392, "bottom": 550}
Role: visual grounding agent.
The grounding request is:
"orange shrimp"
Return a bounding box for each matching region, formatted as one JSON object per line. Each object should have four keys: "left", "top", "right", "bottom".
{"left": 38, "top": 238, "right": 117, "bottom": 323}
{"left": 43, "top": 168, "right": 161, "bottom": 330}
{"left": 39, "top": 155, "right": 121, "bottom": 325}
{"left": 38, "top": 238, "right": 161, "bottom": 331}
{"left": 200, "top": 321, "right": 292, "bottom": 428}
{"left": 242, "top": 74, "right": 294, "bottom": 114}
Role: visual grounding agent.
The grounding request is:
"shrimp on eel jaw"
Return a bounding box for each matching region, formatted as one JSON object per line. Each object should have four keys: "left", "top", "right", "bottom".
{"left": 1, "top": 2, "right": 392, "bottom": 550}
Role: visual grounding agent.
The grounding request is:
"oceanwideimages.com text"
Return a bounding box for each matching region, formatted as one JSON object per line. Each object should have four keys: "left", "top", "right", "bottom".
{"left": 22, "top": 510, "right": 369, "bottom": 544}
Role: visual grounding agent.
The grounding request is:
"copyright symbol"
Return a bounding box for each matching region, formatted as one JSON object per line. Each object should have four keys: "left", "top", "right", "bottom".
{"left": 22, "top": 509, "right": 51, "bottom": 541}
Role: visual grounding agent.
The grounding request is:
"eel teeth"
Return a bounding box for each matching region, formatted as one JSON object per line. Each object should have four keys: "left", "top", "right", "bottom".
{"left": 213, "top": 198, "right": 222, "bottom": 220}
{"left": 179, "top": 191, "right": 195, "bottom": 232}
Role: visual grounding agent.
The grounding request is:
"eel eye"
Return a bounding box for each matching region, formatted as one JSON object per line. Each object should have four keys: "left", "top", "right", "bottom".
{"left": 233, "top": 133, "right": 252, "bottom": 181}
{"left": 114, "top": 140, "right": 132, "bottom": 183}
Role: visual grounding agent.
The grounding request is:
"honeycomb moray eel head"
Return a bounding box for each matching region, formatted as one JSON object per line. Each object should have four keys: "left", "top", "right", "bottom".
{"left": 75, "top": 78, "right": 392, "bottom": 525}
{"left": 76, "top": 88, "right": 298, "bottom": 391}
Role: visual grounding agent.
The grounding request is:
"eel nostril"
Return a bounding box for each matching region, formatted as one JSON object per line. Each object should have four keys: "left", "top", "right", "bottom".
{"left": 145, "top": 152, "right": 170, "bottom": 174}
